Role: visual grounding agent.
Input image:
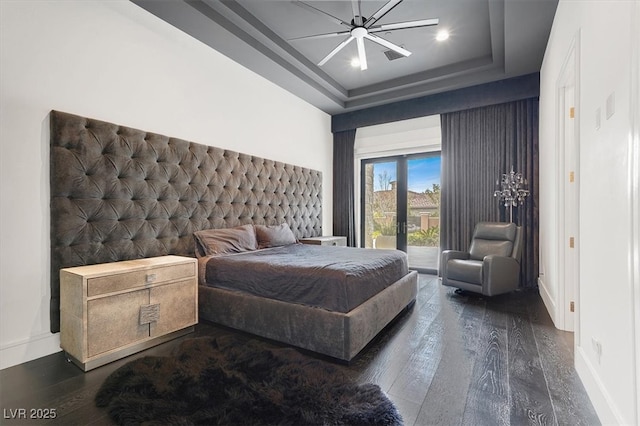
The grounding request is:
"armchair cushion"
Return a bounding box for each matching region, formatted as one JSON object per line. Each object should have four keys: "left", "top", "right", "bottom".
{"left": 473, "top": 222, "right": 517, "bottom": 240}
{"left": 468, "top": 222, "right": 517, "bottom": 260}
{"left": 469, "top": 239, "right": 513, "bottom": 260}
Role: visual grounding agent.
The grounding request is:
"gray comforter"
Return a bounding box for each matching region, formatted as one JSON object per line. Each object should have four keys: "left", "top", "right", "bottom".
{"left": 204, "top": 244, "right": 408, "bottom": 313}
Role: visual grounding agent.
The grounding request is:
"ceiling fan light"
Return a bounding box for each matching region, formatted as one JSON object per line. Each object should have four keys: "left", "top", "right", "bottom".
{"left": 436, "top": 30, "right": 449, "bottom": 42}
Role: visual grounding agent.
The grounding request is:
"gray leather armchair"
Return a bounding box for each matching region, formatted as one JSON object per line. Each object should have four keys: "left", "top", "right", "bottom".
{"left": 440, "top": 222, "right": 522, "bottom": 296}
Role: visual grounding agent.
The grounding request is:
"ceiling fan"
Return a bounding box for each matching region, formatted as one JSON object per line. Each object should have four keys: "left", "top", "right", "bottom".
{"left": 290, "top": 0, "right": 439, "bottom": 71}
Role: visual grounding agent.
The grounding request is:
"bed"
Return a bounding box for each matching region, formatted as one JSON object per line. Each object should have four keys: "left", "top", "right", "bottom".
{"left": 194, "top": 223, "right": 418, "bottom": 361}
{"left": 49, "top": 111, "right": 417, "bottom": 361}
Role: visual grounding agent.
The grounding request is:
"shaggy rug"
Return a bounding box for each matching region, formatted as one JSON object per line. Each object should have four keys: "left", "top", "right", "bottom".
{"left": 95, "top": 335, "right": 403, "bottom": 425}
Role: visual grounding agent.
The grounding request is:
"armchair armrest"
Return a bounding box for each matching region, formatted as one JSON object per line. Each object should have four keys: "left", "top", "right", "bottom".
{"left": 439, "top": 250, "right": 469, "bottom": 281}
{"left": 482, "top": 255, "right": 520, "bottom": 296}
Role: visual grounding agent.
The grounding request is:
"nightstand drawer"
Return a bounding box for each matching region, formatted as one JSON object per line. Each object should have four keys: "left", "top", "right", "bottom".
{"left": 88, "top": 262, "right": 194, "bottom": 296}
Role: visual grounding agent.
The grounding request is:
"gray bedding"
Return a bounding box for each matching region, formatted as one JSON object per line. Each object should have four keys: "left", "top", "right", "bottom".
{"left": 204, "top": 244, "right": 408, "bottom": 313}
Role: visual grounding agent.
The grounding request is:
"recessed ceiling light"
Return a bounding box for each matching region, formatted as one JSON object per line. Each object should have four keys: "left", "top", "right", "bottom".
{"left": 351, "top": 58, "right": 361, "bottom": 68}
{"left": 436, "top": 30, "right": 449, "bottom": 42}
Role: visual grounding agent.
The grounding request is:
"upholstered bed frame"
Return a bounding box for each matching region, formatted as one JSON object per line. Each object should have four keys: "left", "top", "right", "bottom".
{"left": 50, "top": 111, "right": 417, "bottom": 360}
{"left": 198, "top": 270, "right": 417, "bottom": 360}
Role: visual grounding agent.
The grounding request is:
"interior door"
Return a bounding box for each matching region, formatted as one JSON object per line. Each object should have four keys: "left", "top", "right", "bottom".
{"left": 557, "top": 41, "right": 579, "bottom": 333}
{"left": 562, "top": 82, "right": 578, "bottom": 332}
{"left": 361, "top": 153, "right": 441, "bottom": 272}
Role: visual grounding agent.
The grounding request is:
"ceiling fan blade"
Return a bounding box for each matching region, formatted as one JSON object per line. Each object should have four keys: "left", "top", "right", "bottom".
{"left": 356, "top": 35, "right": 368, "bottom": 70}
{"left": 364, "top": 33, "right": 411, "bottom": 57}
{"left": 364, "top": 0, "right": 403, "bottom": 28}
{"left": 368, "top": 18, "right": 439, "bottom": 33}
{"left": 288, "top": 30, "right": 351, "bottom": 42}
{"left": 318, "top": 35, "right": 355, "bottom": 66}
{"left": 292, "top": 1, "right": 352, "bottom": 28}
{"left": 351, "top": 0, "right": 363, "bottom": 26}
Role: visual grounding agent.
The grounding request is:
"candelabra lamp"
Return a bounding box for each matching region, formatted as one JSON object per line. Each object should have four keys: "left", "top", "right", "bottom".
{"left": 494, "top": 166, "right": 530, "bottom": 223}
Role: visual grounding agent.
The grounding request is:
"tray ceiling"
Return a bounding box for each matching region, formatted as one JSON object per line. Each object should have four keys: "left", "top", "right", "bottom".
{"left": 132, "top": 0, "right": 557, "bottom": 114}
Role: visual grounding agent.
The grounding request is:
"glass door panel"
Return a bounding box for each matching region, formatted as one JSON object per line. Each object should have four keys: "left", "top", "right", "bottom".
{"left": 406, "top": 156, "right": 441, "bottom": 271}
{"left": 362, "top": 161, "right": 397, "bottom": 250}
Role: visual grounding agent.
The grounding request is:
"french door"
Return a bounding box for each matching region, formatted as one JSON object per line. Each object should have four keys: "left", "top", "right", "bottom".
{"left": 360, "top": 152, "right": 441, "bottom": 272}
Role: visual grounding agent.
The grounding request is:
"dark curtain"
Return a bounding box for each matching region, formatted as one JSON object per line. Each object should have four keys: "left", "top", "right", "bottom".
{"left": 333, "top": 129, "right": 357, "bottom": 246}
{"left": 440, "top": 99, "right": 539, "bottom": 288}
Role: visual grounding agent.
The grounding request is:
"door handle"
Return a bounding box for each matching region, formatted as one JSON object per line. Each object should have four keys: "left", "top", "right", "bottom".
{"left": 397, "top": 222, "right": 407, "bottom": 234}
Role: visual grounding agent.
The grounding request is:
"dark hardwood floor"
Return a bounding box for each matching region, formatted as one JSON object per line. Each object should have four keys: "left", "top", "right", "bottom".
{"left": 0, "top": 274, "right": 599, "bottom": 425}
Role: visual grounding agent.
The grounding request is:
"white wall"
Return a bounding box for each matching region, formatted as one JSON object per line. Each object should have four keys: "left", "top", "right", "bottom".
{"left": 0, "top": 0, "right": 332, "bottom": 369}
{"left": 539, "top": 0, "right": 640, "bottom": 423}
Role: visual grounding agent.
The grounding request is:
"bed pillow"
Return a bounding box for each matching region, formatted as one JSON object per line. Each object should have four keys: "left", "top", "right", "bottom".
{"left": 193, "top": 224, "right": 258, "bottom": 257}
{"left": 255, "top": 223, "right": 297, "bottom": 249}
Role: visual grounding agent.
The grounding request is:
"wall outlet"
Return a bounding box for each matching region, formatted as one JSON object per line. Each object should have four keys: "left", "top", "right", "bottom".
{"left": 591, "top": 337, "right": 602, "bottom": 364}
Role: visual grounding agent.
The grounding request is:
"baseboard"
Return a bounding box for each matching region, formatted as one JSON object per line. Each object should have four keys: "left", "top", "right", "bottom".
{"left": 0, "top": 332, "right": 61, "bottom": 370}
{"left": 538, "top": 276, "right": 557, "bottom": 326}
{"left": 575, "top": 345, "right": 624, "bottom": 425}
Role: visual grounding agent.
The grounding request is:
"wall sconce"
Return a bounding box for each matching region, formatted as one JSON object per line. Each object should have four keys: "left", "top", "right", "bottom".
{"left": 494, "top": 166, "right": 530, "bottom": 223}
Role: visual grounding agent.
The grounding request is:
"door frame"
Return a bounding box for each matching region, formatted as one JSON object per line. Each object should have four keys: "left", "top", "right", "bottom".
{"left": 554, "top": 32, "right": 581, "bottom": 337}
{"left": 359, "top": 152, "right": 441, "bottom": 274}
{"left": 630, "top": 0, "right": 640, "bottom": 419}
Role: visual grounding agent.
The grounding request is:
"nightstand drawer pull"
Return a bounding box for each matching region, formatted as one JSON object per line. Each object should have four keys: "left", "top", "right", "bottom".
{"left": 145, "top": 273, "right": 157, "bottom": 284}
{"left": 139, "top": 303, "right": 160, "bottom": 324}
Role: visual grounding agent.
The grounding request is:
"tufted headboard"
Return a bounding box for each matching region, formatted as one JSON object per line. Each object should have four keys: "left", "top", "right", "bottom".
{"left": 49, "top": 110, "right": 322, "bottom": 332}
